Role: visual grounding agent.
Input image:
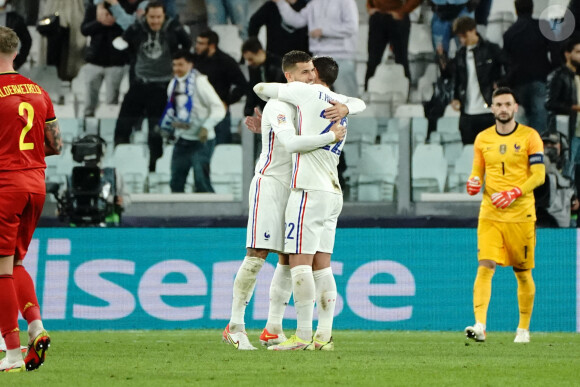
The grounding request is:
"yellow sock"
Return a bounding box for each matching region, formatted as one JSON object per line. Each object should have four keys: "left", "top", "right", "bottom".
{"left": 473, "top": 266, "right": 494, "bottom": 325}
{"left": 514, "top": 270, "right": 535, "bottom": 330}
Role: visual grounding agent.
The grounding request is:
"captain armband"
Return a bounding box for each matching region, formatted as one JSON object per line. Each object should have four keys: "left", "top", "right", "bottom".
{"left": 529, "top": 153, "right": 544, "bottom": 165}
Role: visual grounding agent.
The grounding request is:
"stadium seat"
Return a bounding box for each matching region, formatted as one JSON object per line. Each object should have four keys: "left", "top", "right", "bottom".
{"left": 148, "top": 144, "right": 174, "bottom": 194}
{"left": 556, "top": 115, "right": 569, "bottom": 137}
{"left": 99, "top": 118, "right": 117, "bottom": 146}
{"left": 210, "top": 144, "right": 243, "bottom": 200}
{"left": 368, "top": 64, "right": 409, "bottom": 117}
{"left": 346, "top": 115, "right": 379, "bottom": 145}
{"left": 352, "top": 144, "right": 398, "bottom": 201}
{"left": 59, "top": 118, "right": 82, "bottom": 144}
{"left": 408, "top": 23, "right": 433, "bottom": 56}
{"left": 436, "top": 116, "right": 463, "bottom": 170}
{"left": 111, "top": 144, "right": 149, "bottom": 193}
{"left": 412, "top": 143, "right": 448, "bottom": 200}
{"left": 416, "top": 64, "right": 439, "bottom": 102}
{"left": 212, "top": 24, "right": 243, "bottom": 62}
{"left": 411, "top": 116, "right": 428, "bottom": 148}
{"left": 486, "top": 9, "right": 516, "bottom": 47}
{"left": 447, "top": 144, "right": 474, "bottom": 192}
{"left": 443, "top": 104, "right": 460, "bottom": 117}
{"left": 394, "top": 104, "right": 425, "bottom": 118}
{"left": 94, "top": 103, "right": 121, "bottom": 119}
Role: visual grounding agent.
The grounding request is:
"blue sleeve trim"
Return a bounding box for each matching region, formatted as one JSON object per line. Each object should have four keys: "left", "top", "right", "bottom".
{"left": 529, "top": 153, "right": 544, "bottom": 165}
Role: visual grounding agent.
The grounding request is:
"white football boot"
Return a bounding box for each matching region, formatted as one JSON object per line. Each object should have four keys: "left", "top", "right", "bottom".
{"left": 222, "top": 324, "right": 257, "bottom": 350}
{"left": 514, "top": 328, "right": 530, "bottom": 343}
{"left": 464, "top": 322, "right": 486, "bottom": 342}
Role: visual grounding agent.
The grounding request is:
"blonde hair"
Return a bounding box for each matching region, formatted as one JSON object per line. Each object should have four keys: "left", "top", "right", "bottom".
{"left": 0, "top": 26, "right": 19, "bottom": 55}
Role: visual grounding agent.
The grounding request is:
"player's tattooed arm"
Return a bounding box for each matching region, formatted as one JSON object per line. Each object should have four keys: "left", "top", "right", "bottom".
{"left": 44, "top": 119, "right": 62, "bottom": 156}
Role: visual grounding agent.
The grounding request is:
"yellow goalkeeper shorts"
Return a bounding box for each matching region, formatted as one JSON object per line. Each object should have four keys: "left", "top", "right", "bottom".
{"left": 477, "top": 219, "right": 536, "bottom": 270}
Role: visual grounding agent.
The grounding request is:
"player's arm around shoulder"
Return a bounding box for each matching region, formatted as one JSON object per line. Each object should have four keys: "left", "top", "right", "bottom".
{"left": 253, "top": 82, "right": 281, "bottom": 102}
{"left": 44, "top": 119, "right": 62, "bottom": 156}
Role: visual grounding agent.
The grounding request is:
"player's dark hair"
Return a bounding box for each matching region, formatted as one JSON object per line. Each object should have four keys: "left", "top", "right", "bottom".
{"left": 564, "top": 33, "right": 580, "bottom": 53}
{"left": 313, "top": 56, "right": 339, "bottom": 87}
{"left": 198, "top": 30, "right": 219, "bottom": 46}
{"left": 452, "top": 16, "right": 477, "bottom": 35}
{"left": 514, "top": 0, "right": 533, "bottom": 15}
{"left": 241, "top": 37, "right": 263, "bottom": 54}
{"left": 282, "top": 50, "right": 312, "bottom": 72}
{"left": 492, "top": 87, "right": 518, "bottom": 103}
{"left": 145, "top": 0, "right": 165, "bottom": 14}
{"left": 0, "top": 26, "right": 19, "bottom": 55}
{"left": 172, "top": 49, "right": 194, "bottom": 62}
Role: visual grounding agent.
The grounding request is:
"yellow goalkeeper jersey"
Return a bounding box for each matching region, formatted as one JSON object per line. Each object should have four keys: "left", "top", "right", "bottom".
{"left": 471, "top": 123, "right": 544, "bottom": 223}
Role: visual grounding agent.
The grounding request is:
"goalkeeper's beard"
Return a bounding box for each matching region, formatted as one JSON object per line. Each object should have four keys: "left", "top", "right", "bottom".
{"left": 494, "top": 111, "right": 514, "bottom": 124}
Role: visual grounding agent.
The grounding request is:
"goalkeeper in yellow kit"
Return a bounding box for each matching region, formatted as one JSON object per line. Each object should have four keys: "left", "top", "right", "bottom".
{"left": 464, "top": 87, "right": 545, "bottom": 343}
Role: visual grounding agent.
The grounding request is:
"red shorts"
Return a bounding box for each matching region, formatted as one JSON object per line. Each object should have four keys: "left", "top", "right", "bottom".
{"left": 0, "top": 192, "right": 45, "bottom": 260}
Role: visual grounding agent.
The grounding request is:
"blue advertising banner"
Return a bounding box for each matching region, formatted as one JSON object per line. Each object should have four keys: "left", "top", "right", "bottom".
{"left": 26, "top": 228, "right": 577, "bottom": 332}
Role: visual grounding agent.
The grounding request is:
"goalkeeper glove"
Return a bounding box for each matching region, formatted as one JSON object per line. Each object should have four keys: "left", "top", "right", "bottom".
{"left": 491, "top": 187, "right": 522, "bottom": 209}
{"left": 466, "top": 176, "right": 481, "bottom": 195}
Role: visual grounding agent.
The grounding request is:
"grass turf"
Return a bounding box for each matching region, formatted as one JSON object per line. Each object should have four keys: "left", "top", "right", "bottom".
{"left": 2, "top": 330, "right": 579, "bottom": 386}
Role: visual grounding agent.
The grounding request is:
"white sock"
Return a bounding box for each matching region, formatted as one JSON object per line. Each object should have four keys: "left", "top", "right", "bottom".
{"left": 313, "top": 267, "right": 337, "bottom": 342}
{"left": 266, "top": 264, "right": 292, "bottom": 334}
{"left": 291, "top": 265, "right": 315, "bottom": 341}
{"left": 6, "top": 348, "right": 22, "bottom": 364}
{"left": 229, "top": 256, "right": 264, "bottom": 333}
{"left": 28, "top": 319, "right": 44, "bottom": 341}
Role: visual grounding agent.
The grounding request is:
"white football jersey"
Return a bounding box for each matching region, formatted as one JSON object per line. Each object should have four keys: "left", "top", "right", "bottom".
{"left": 277, "top": 82, "right": 349, "bottom": 194}
{"left": 254, "top": 99, "right": 296, "bottom": 186}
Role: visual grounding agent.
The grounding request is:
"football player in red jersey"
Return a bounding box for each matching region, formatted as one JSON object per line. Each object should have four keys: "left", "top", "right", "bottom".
{"left": 0, "top": 26, "right": 61, "bottom": 372}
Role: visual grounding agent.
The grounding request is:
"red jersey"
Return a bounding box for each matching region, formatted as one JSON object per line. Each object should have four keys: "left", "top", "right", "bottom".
{"left": 0, "top": 72, "right": 56, "bottom": 193}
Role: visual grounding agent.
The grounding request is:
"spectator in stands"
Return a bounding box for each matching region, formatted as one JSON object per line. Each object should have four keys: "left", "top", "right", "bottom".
{"left": 534, "top": 132, "right": 578, "bottom": 228}
{"left": 12, "top": 0, "right": 39, "bottom": 26}
{"left": 0, "top": 0, "right": 31, "bottom": 70}
{"left": 159, "top": 50, "right": 225, "bottom": 193}
{"left": 242, "top": 37, "right": 285, "bottom": 117}
{"left": 81, "top": 1, "right": 129, "bottom": 117}
{"left": 546, "top": 35, "right": 580, "bottom": 186}
{"left": 272, "top": 0, "right": 360, "bottom": 97}
{"left": 41, "top": 0, "right": 87, "bottom": 93}
{"left": 113, "top": 1, "right": 191, "bottom": 172}
{"left": 101, "top": 0, "right": 147, "bottom": 31}
{"left": 193, "top": 29, "right": 249, "bottom": 145}
{"left": 205, "top": 0, "right": 247, "bottom": 39}
{"left": 241, "top": 37, "right": 285, "bottom": 158}
{"left": 503, "top": 0, "right": 554, "bottom": 134}
{"left": 247, "top": 0, "right": 308, "bottom": 58}
{"left": 430, "top": 0, "right": 474, "bottom": 58}
{"left": 442, "top": 16, "right": 506, "bottom": 144}
{"left": 474, "top": 0, "right": 492, "bottom": 34}
{"left": 174, "top": 0, "right": 208, "bottom": 43}
{"left": 364, "top": 0, "right": 421, "bottom": 90}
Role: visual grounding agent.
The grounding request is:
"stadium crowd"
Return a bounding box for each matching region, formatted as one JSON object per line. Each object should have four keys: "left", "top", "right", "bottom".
{"left": 6, "top": 0, "right": 580, "bottom": 227}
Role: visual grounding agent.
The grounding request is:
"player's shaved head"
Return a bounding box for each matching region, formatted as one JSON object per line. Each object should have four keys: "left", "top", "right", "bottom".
{"left": 0, "top": 26, "right": 19, "bottom": 56}
{"left": 282, "top": 50, "right": 312, "bottom": 72}
{"left": 312, "top": 56, "right": 339, "bottom": 87}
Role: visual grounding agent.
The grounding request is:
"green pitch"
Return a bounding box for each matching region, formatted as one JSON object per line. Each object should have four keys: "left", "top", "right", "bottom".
{"left": 3, "top": 330, "right": 579, "bottom": 386}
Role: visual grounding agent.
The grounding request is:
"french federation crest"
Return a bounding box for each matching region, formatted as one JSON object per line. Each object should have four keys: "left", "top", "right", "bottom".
{"left": 514, "top": 143, "right": 521, "bottom": 152}
{"left": 499, "top": 144, "right": 506, "bottom": 154}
